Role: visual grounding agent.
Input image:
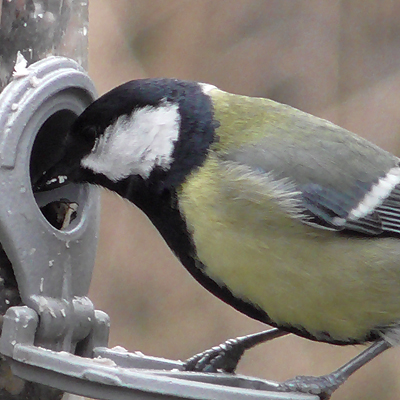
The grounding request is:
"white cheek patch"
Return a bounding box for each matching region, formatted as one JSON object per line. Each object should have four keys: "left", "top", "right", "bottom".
{"left": 81, "top": 103, "right": 180, "bottom": 181}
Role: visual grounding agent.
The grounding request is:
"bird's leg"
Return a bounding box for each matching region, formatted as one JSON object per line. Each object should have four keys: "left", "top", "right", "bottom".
{"left": 183, "top": 327, "right": 288, "bottom": 372}
{"left": 277, "top": 339, "right": 391, "bottom": 400}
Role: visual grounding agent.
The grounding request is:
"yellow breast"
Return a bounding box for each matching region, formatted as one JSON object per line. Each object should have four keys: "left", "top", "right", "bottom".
{"left": 178, "top": 155, "right": 400, "bottom": 342}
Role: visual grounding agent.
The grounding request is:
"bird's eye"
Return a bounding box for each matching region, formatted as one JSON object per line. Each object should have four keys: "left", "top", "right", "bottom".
{"left": 81, "top": 126, "right": 97, "bottom": 144}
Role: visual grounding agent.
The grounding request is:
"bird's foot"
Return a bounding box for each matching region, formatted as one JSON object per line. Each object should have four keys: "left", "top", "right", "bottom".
{"left": 183, "top": 328, "right": 287, "bottom": 373}
{"left": 183, "top": 338, "right": 245, "bottom": 373}
{"left": 277, "top": 373, "right": 346, "bottom": 400}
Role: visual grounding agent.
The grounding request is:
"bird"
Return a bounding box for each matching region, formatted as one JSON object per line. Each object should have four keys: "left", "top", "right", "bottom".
{"left": 33, "top": 78, "right": 400, "bottom": 399}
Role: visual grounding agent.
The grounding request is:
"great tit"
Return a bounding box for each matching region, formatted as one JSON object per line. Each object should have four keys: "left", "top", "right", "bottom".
{"left": 34, "top": 78, "right": 400, "bottom": 399}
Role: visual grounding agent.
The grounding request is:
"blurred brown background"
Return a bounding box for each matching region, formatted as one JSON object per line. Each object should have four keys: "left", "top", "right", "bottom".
{"left": 86, "top": 1, "right": 400, "bottom": 400}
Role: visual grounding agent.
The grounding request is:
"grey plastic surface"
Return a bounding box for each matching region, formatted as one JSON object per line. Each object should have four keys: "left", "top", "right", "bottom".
{"left": 0, "top": 56, "right": 100, "bottom": 351}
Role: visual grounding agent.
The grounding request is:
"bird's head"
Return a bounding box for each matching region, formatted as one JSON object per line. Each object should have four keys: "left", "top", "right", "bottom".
{"left": 33, "top": 79, "right": 218, "bottom": 194}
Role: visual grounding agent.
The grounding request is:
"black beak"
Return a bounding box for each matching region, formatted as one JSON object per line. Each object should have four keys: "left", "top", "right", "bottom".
{"left": 32, "top": 153, "right": 83, "bottom": 193}
{"left": 33, "top": 172, "right": 70, "bottom": 192}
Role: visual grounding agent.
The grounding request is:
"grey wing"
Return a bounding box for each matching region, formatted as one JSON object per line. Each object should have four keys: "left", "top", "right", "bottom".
{"left": 300, "top": 182, "right": 400, "bottom": 235}
{"left": 218, "top": 136, "right": 400, "bottom": 236}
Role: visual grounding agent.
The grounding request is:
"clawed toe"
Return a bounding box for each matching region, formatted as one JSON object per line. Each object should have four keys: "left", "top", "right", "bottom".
{"left": 183, "top": 339, "right": 244, "bottom": 373}
{"left": 277, "top": 374, "right": 344, "bottom": 400}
